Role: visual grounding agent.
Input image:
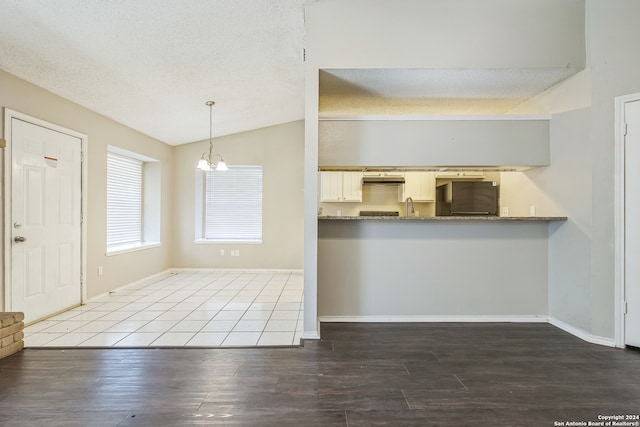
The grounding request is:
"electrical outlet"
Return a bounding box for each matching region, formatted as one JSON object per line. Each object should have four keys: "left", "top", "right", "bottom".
{"left": 220, "top": 249, "right": 225, "bottom": 256}
{"left": 501, "top": 207, "right": 509, "bottom": 217}
{"left": 98, "top": 266, "right": 104, "bottom": 276}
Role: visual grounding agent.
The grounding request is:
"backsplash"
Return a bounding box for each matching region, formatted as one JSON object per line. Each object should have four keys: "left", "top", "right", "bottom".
{"left": 319, "top": 185, "right": 435, "bottom": 217}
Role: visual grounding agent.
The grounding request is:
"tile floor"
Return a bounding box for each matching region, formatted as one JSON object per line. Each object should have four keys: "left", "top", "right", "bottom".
{"left": 23, "top": 270, "right": 304, "bottom": 348}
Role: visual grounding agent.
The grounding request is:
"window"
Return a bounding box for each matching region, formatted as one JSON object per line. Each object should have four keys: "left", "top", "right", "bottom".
{"left": 106, "top": 146, "right": 161, "bottom": 255}
{"left": 197, "top": 165, "right": 263, "bottom": 243}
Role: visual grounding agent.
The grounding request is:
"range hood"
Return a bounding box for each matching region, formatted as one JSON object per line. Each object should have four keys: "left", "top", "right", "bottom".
{"left": 362, "top": 176, "right": 405, "bottom": 185}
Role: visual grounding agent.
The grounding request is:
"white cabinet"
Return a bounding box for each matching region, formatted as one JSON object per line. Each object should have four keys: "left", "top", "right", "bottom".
{"left": 435, "top": 171, "right": 485, "bottom": 179}
{"left": 398, "top": 172, "right": 435, "bottom": 202}
{"left": 342, "top": 172, "right": 363, "bottom": 201}
{"left": 320, "top": 171, "right": 363, "bottom": 202}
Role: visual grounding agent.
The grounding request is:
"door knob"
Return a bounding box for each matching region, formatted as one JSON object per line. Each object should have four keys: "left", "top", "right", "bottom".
{"left": 14, "top": 236, "right": 26, "bottom": 243}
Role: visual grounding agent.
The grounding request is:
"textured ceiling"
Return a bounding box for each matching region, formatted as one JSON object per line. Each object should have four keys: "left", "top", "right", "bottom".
{"left": 0, "top": 1, "right": 578, "bottom": 146}
{"left": 0, "top": 0, "right": 308, "bottom": 145}
{"left": 319, "top": 68, "right": 578, "bottom": 116}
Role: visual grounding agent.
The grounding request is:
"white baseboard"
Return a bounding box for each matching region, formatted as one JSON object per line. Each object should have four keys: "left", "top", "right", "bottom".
{"left": 88, "top": 268, "right": 302, "bottom": 303}
{"left": 318, "top": 315, "right": 548, "bottom": 323}
{"left": 301, "top": 331, "right": 321, "bottom": 340}
{"left": 86, "top": 269, "right": 174, "bottom": 302}
{"left": 170, "top": 267, "right": 304, "bottom": 274}
{"left": 548, "top": 316, "right": 616, "bottom": 347}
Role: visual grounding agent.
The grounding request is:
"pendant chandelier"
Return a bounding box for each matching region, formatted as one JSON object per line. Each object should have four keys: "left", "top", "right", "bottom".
{"left": 196, "top": 101, "right": 228, "bottom": 171}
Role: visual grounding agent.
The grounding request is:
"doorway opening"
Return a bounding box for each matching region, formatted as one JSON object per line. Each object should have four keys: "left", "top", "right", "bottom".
{"left": 615, "top": 92, "right": 640, "bottom": 348}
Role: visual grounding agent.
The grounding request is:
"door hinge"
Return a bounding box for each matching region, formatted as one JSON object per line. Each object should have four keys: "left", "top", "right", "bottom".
{"left": 624, "top": 122, "right": 628, "bottom": 136}
{"left": 624, "top": 301, "right": 628, "bottom": 314}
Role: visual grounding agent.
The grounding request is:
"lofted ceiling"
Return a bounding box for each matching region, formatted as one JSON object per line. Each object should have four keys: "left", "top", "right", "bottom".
{"left": 0, "top": 1, "right": 579, "bottom": 146}
{"left": 0, "top": 0, "right": 309, "bottom": 145}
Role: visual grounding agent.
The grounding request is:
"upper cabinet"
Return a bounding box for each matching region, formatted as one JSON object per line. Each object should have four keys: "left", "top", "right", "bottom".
{"left": 320, "top": 171, "right": 363, "bottom": 202}
{"left": 399, "top": 171, "right": 435, "bottom": 202}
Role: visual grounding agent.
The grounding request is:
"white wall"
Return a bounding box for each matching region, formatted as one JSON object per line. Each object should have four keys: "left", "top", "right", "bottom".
{"left": 500, "top": 109, "right": 593, "bottom": 332}
{"left": 509, "top": 68, "right": 592, "bottom": 115}
{"left": 0, "top": 69, "right": 174, "bottom": 301}
{"left": 504, "top": 55, "right": 596, "bottom": 336}
{"left": 499, "top": 173, "right": 563, "bottom": 218}
{"left": 318, "top": 220, "right": 549, "bottom": 319}
{"left": 546, "top": 109, "right": 592, "bottom": 332}
{"left": 586, "top": 0, "right": 640, "bottom": 339}
{"left": 305, "top": 0, "right": 585, "bottom": 70}
{"left": 304, "top": 0, "right": 587, "bottom": 337}
{"left": 318, "top": 118, "right": 550, "bottom": 168}
{"left": 172, "top": 120, "right": 304, "bottom": 270}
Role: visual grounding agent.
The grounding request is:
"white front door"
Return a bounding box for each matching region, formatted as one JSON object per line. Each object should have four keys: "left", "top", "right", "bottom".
{"left": 9, "top": 115, "right": 83, "bottom": 323}
{"left": 625, "top": 99, "right": 640, "bottom": 347}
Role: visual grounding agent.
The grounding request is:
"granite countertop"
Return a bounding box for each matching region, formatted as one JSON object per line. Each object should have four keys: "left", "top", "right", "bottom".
{"left": 318, "top": 215, "right": 567, "bottom": 221}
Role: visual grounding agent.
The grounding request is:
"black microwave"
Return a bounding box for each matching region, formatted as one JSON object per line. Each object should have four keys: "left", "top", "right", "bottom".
{"left": 450, "top": 181, "right": 499, "bottom": 216}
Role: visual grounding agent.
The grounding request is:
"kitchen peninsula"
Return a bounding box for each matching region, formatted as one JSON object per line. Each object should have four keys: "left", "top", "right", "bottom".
{"left": 315, "top": 116, "right": 568, "bottom": 324}
{"left": 317, "top": 215, "right": 566, "bottom": 322}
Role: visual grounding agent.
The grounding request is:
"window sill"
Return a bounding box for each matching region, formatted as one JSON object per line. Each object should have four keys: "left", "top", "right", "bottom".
{"left": 106, "top": 242, "right": 161, "bottom": 256}
{"left": 194, "top": 239, "right": 263, "bottom": 245}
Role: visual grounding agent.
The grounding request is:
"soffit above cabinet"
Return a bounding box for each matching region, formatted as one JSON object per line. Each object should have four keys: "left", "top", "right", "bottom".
{"left": 318, "top": 118, "right": 550, "bottom": 168}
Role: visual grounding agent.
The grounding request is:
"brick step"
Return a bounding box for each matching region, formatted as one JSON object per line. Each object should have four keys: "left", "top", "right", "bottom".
{"left": 0, "top": 312, "right": 25, "bottom": 359}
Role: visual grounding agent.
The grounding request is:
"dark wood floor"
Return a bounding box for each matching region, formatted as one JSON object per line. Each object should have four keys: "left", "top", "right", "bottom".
{"left": 1, "top": 323, "right": 639, "bottom": 426}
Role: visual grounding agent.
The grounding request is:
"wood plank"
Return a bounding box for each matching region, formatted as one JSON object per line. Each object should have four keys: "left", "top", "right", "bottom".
{"left": 0, "top": 323, "right": 639, "bottom": 426}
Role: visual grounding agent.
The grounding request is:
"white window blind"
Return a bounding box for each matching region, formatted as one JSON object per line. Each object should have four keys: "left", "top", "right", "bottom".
{"left": 205, "top": 166, "right": 262, "bottom": 242}
{"left": 107, "top": 151, "right": 142, "bottom": 248}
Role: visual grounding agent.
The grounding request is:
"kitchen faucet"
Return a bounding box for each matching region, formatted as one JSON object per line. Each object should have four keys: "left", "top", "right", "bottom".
{"left": 405, "top": 197, "right": 414, "bottom": 217}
